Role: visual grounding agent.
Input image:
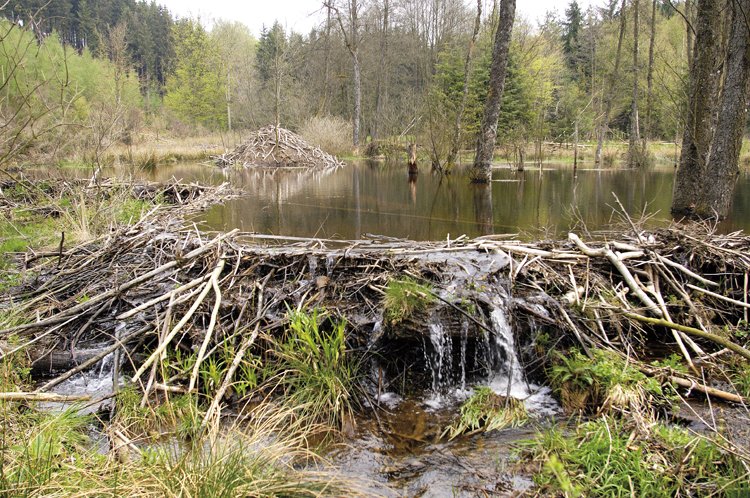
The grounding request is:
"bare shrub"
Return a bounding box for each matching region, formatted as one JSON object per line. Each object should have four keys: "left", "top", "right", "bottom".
{"left": 299, "top": 116, "right": 352, "bottom": 157}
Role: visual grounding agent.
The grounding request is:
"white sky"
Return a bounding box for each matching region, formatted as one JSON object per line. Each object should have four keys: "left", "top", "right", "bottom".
{"left": 158, "top": 0, "right": 603, "bottom": 38}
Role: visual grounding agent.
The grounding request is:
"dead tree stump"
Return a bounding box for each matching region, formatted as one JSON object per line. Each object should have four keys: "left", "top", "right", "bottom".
{"left": 407, "top": 143, "right": 418, "bottom": 174}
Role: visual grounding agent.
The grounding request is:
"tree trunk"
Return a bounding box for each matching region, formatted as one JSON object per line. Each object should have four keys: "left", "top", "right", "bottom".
{"left": 685, "top": 0, "right": 694, "bottom": 70}
{"left": 645, "top": 0, "right": 656, "bottom": 141}
{"left": 352, "top": 51, "right": 361, "bottom": 147}
{"left": 373, "top": 0, "right": 389, "bottom": 141}
{"left": 226, "top": 68, "right": 232, "bottom": 131}
{"left": 627, "top": 0, "right": 642, "bottom": 167}
{"left": 321, "top": 5, "right": 333, "bottom": 115}
{"left": 472, "top": 0, "right": 516, "bottom": 183}
{"left": 595, "top": 0, "right": 627, "bottom": 166}
{"left": 672, "top": 0, "right": 724, "bottom": 216}
{"left": 447, "top": 0, "right": 482, "bottom": 168}
{"left": 696, "top": 0, "right": 750, "bottom": 218}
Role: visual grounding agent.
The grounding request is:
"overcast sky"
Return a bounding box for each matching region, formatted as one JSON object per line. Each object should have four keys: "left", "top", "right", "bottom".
{"left": 158, "top": 0, "right": 603, "bottom": 38}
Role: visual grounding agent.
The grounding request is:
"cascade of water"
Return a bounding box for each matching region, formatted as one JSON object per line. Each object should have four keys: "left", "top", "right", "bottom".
{"left": 487, "top": 304, "right": 528, "bottom": 399}
{"left": 425, "top": 315, "right": 453, "bottom": 393}
{"left": 459, "top": 318, "right": 469, "bottom": 392}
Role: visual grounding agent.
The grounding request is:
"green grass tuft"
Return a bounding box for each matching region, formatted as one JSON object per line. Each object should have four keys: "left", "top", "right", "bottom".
{"left": 443, "top": 386, "right": 527, "bottom": 440}
{"left": 271, "top": 308, "right": 361, "bottom": 430}
{"left": 518, "top": 417, "right": 749, "bottom": 497}
{"left": 382, "top": 277, "right": 435, "bottom": 325}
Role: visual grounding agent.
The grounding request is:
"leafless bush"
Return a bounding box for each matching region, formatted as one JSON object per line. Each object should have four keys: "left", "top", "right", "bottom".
{"left": 299, "top": 116, "right": 352, "bottom": 157}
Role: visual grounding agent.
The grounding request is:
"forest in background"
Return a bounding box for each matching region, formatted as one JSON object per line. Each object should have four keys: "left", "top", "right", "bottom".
{"left": 2, "top": 0, "right": 693, "bottom": 169}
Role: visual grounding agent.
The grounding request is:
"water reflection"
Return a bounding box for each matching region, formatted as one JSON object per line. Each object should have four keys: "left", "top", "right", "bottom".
{"left": 33, "top": 160, "right": 747, "bottom": 240}
{"left": 196, "top": 163, "right": 750, "bottom": 240}
{"left": 472, "top": 184, "right": 493, "bottom": 236}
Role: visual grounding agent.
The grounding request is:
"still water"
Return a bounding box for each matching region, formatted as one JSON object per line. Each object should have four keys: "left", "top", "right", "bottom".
{"left": 194, "top": 162, "right": 750, "bottom": 240}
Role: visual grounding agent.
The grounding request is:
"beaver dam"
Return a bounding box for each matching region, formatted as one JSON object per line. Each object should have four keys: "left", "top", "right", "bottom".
{"left": 1, "top": 178, "right": 749, "bottom": 495}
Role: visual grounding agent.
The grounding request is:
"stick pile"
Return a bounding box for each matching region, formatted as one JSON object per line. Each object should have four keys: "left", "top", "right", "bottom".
{"left": 1, "top": 181, "right": 748, "bottom": 421}
{"left": 216, "top": 125, "right": 344, "bottom": 169}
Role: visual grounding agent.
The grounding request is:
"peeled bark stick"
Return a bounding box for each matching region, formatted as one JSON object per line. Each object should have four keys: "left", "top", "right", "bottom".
{"left": 116, "top": 274, "right": 212, "bottom": 320}
{"left": 655, "top": 253, "right": 719, "bottom": 288}
{"left": 0, "top": 229, "right": 239, "bottom": 336}
{"left": 188, "top": 268, "right": 223, "bottom": 392}
{"left": 624, "top": 312, "right": 750, "bottom": 361}
{"left": 685, "top": 283, "right": 750, "bottom": 309}
{"left": 0, "top": 392, "right": 91, "bottom": 402}
{"left": 668, "top": 375, "right": 745, "bottom": 404}
{"left": 132, "top": 258, "right": 226, "bottom": 383}
{"left": 200, "top": 323, "right": 260, "bottom": 433}
{"left": 569, "top": 233, "right": 663, "bottom": 317}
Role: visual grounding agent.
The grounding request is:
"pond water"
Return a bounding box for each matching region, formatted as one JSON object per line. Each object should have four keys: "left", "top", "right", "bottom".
{"left": 183, "top": 162, "right": 750, "bottom": 240}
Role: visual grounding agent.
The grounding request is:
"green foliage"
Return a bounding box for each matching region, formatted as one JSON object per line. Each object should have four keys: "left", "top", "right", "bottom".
{"left": 272, "top": 308, "right": 360, "bottom": 429}
{"left": 382, "top": 277, "right": 435, "bottom": 325}
{"left": 650, "top": 353, "right": 690, "bottom": 375}
{"left": 443, "top": 386, "right": 527, "bottom": 440}
{"left": 164, "top": 19, "right": 227, "bottom": 129}
{"left": 0, "top": 20, "right": 143, "bottom": 164}
{"left": 549, "top": 349, "right": 675, "bottom": 415}
{"left": 114, "top": 386, "right": 205, "bottom": 441}
{"left": 520, "top": 418, "right": 749, "bottom": 497}
{"left": 730, "top": 363, "right": 750, "bottom": 398}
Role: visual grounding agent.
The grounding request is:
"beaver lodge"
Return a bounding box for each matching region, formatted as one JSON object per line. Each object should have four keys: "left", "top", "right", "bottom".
{"left": 215, "top": 125, "right": 344, "bottom": 169}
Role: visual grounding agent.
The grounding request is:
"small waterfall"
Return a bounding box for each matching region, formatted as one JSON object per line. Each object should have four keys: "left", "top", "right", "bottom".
{"left": 488, "top": 303, "right": 527, "bottom": 398}
{"left": 459, "top": 318, "right": 469, "bottom": 392}
{"left": 422, "top": 314, "right": 454, "bottom": 408}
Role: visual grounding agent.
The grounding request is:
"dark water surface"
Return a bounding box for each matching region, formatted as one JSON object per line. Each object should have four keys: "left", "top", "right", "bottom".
{"left": 195, "top": 162, "right": 750, "bottom": 240}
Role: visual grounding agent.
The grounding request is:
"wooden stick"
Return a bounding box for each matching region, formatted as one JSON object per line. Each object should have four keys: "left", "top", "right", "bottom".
{"left": 624, "top": 312, "right": 750, "bottom": 361}
{"left": 0, "top": 392, "right": 91, "bottom": 402}
{"left": 132, "top": 258, "right": 226, "bottom": 382}
{"left": 200, "top": 323, "right": 260, "bottom": 433}
{"left": 115, "top": 274, "right": 212, "bottom": 320}
{"left": 685, "top": 283, "right": 750, "bottom": 309}
{"left": 0, "top": 229, "right": 238, "bottom": 336}
{"left": 569, "top": 233, "right": 663, "bottom": 317}
{"left": 189, "top": 260, "right": 224, "bottom": 392}
{"left": 655, "top": 253, "right": 719, "bottom": 288}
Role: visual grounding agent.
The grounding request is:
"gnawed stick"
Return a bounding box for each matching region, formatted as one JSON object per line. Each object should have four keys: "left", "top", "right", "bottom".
{"left": 132, "top": 258, "right": 226, "bottom": 383}
{"left": 569, "top": 233, "right": 663, "bottom": 317}
{"left": 188, "top": 262, "right": 224, "bottom": 392}
{"left": 200, "top": 323, "right": 260, "bottom": 434}
{"left": 0, "top": 392, "right": 91, "bottom": 402}
{"left": 116, "top": 274, "right": 212, "bottom": 320}
{"left": 685, "top": 283, "right": 750, "bottom": 309}
{"left": 623, "top": 312, "right": 750, "bottom": 361}
{"left": 668, "top": 375, "right": 745, "bottom": 404}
